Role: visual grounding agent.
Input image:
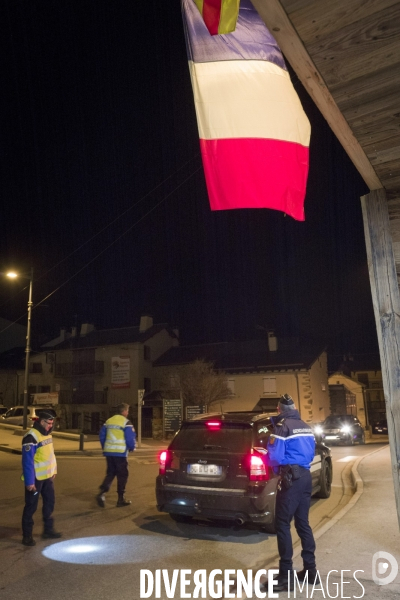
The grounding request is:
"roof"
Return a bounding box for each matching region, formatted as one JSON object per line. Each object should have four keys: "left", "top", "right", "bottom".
{"left": 328, "top": 353, "right": 382, "bottom": 374}
{"left": 188, "top": 411, "right": 276, "bottom": 424}
{"left": 154, "top": 339, "right": 325, "bottom": 372}
{"left": 48, "top": 323, "right": 177, "bottom": 350}
{"left": 252, "top": 0, "right": 400, "bottom": 271}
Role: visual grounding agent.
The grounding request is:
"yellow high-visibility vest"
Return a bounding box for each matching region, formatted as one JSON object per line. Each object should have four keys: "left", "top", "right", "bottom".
{"left": 24, "top": 428, "right": 57, "bottom": 480}
{"left": 103, "top": 415, "right": 128, "bottom": 454}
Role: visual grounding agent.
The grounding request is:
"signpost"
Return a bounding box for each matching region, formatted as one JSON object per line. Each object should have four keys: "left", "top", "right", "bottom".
{"left": 163, "top": 398, "right": 182, "bottom": 438}
{"left": 137, "top": 389, "right": 145, "bottom": 448}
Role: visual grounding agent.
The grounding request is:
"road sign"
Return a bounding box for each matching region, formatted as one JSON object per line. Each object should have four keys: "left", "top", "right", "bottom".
{"left": 137, "top": 389, "right": 145, "bottom": 448}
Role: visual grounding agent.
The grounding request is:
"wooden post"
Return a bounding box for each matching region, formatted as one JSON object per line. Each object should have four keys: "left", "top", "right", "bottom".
{"left": 361, "top": 188, "right": 400, "bottom": 528}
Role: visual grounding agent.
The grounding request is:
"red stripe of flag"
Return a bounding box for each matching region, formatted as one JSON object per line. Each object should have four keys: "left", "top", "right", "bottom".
{"left": 200, "top": 138, "right": 309, "bottom": 220}
{"left": 202, "top": 0, "right": 222, "bottom": 36}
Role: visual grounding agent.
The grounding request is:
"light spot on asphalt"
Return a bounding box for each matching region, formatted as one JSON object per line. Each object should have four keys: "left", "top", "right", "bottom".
{"left": 42, "top": 535, "right": 157, "bottom": 564}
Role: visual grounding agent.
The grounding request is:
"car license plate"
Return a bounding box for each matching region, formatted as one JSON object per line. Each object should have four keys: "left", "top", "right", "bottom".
{"left": 187, "top": 464, "right": 222, "bottom": 476}
{"left": 325, "top": 435, "right": 338, "bottom": 439}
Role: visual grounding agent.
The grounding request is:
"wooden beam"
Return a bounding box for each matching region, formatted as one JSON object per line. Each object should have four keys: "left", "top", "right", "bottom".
{"left": 250, "top": 0, "right": 382, "bottom": 191}
{"left": 361, "top": 188, "right": 400, "bottom": 529}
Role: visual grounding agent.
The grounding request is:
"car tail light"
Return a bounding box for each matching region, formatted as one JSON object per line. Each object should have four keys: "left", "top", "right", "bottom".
{"left": 248, "top": 452, "right": 268, "bottom": 481}
{"left": 206, "top": 421, "right": 221, "bottom": 431}
{"left": 159, "top": 450, "right": 171, "bottom": 475}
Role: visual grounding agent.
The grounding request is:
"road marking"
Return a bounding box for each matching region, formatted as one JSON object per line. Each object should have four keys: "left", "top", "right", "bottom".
{"left": 336, "top": 456, "right": 358, "bottom": 462}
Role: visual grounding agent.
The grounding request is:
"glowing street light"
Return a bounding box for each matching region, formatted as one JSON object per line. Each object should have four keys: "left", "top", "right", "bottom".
{"left": 5, "top": 268, "right": 34, "bottom": 429}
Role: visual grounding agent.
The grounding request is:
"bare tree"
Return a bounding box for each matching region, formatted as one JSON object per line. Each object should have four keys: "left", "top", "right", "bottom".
{"left": 159, "top": 359, "right": 232, "bottom": 409}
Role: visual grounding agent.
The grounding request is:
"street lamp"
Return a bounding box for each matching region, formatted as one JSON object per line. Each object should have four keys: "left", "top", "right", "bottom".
{"left": 6, "top": 268, "right": 34, "bottom": 430}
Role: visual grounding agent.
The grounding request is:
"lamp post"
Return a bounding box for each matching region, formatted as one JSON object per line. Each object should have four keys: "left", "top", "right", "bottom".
{"left": 6, "top": 268, "right": 33, "bottom": 430}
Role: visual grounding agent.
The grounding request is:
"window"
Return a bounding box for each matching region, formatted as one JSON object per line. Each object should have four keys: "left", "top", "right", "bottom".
{"left": 143, "top": 346, "right": 151, "bottom": 361}
{"left": 144, "top": 378, "right": 151, "bottom": 393}
{"left": 46, "top": 353, "right": 55, "bottom": 364}
{"left": 170, "top": 422, "right": 253, "bottom": 453}
{"left": 263, "top": 377, "right": 277, "bottom": 394}
{"left": 30, "top": 363, "right": 43, "bottom": 373}
{"left": 226, "top": 379, "right": 235, "bottom": 395}
{"left": 38, "top": 386, "right": 51, "bottom": 393}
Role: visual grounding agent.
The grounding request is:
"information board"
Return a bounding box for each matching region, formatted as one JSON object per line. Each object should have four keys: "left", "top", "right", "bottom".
{"left": 186, "top": 405, "right": 208, "bottom": 420}
{"left": 163, "top": 398, "right": 182, "bottom": 436}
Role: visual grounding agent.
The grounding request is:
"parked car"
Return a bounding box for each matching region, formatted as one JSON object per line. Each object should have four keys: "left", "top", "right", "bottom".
{"left": 0, "top": 406, "right": 8, "bottom": 416}
{"left": 372, "top": 419, "right": 388, "bottom": 434}
{"left": 0, "top": 405, "right": 58, "bottom": 428}
{"left": 319, "top": 414, "right": 365, "bottom": 445}
{"left": 156, "top": 411, "right": 332, "bottom": 532}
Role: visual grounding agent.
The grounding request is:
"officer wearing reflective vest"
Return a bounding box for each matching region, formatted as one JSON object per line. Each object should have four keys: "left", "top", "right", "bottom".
{"left": 21, "top": 408, "right": 62, "bottom": 546}
{"left": 96, "top": 403, "right": 136, "bottom": 508}
{"left": 267, "top": 394, "right": 318, "bottom": 591}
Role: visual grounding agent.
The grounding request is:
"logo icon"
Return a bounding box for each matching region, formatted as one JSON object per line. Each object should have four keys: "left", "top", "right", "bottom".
{"left": 372, "top": 551, "right": 398, "bottom": 585}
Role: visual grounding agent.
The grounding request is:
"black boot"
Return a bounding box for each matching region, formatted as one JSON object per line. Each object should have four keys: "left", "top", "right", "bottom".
{"left": 42, "top": 530, "right": 62, "bottom": 540}
{"left": 271, "top": 570, "right": 295, "bottom": 592}
{"left": 22, "top": 536, "right": 36, "bottom": 546}
{"left": 116, "top": 496, "right": 131, "bottom": 507}
{"left": 295, "top": 569, "right": 320, "bottom": 585}
{"left": 96, "top": 493, "right": 106, "bottom": 507}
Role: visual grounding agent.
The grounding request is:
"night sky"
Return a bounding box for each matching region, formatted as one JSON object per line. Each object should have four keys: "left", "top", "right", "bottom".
{"left": 0, "top": 0, "right": 377, "bottom": 356}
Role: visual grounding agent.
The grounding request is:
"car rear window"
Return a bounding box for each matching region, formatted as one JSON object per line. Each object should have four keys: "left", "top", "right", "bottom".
{"left": 169, "top": 422, "right": 253, "bottom": 452}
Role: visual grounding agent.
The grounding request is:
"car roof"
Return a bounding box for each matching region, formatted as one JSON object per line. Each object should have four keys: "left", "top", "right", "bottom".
{"left": 187, "top": 411, "right": 276, "bottom": 425}
{"left": 325, "top": 414, "right": 359, "bottom": 421}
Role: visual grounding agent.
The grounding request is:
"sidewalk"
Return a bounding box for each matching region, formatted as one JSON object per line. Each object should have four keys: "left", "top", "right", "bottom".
{"left": 260, "top": 444, "right": 400, "bottom": 598}
{"left": 0, "top": 425, "right": 167, "bottom": 456}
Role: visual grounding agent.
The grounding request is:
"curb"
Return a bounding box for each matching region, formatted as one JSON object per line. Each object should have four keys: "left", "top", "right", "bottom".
{"left": 253, "top": 444, "right": 389, "bottom": 575}
{"left": 0, "top": 445, "right": 165, "bottom": 456}
{"left": 312, "top": 443, "right": 388, "bottom": 542}
{"left": 0, "top": 445, "right": 21, "bottom": 455}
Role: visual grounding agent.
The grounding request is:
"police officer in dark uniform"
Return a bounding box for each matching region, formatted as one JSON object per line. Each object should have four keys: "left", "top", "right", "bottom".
{"left": 267, "top": 394, "right": 319, "bottom": 590}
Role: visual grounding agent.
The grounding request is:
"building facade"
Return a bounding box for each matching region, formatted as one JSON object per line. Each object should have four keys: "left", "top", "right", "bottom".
{"left": 0, "top": 316, "right": 178, "bottom": 433}
{"left": 154, "top": 337, "right": 330, "bottom": 423}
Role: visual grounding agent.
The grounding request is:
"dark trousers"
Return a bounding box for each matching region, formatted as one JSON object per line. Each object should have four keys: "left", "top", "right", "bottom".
{"left": 275, "top": 470, "right": 316, "bottom": 575}
{"left": 100, "top": 456, "right": 129, "bottom": 497}
{"left": 22, "top": 478, "right": 55, "bottom": 537}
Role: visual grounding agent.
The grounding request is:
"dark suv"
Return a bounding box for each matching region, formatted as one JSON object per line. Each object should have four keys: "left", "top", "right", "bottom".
{"left": 156, "top": 412, "right": 332, "bottom": 532}
{"left": 320, "top": 414, "right": 365, "bottom": 445}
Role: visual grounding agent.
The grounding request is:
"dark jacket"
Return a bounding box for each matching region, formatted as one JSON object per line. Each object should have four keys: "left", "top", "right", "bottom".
{"left": 267, "top": 409, "right": 315, "bottom": 470}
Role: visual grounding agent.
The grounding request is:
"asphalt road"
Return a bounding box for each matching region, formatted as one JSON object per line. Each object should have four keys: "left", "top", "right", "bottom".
{"left": 0, "top": 443, "right": 387, "bottom": 600}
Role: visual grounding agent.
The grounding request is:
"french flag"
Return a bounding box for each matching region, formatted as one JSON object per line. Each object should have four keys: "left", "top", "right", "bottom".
{"left": 193, "top": 0, "right": 240, "bottom": 35}
{"left": 181, "top": 0, "right": 311, "bottom": 221}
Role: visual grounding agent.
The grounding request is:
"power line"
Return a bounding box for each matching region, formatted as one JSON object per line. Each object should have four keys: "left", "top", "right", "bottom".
{"left": 0, "top": 153, "right": 201, "bottom": 318}
{"left": 0, "top": 163, "right": 202, "bottom": 336}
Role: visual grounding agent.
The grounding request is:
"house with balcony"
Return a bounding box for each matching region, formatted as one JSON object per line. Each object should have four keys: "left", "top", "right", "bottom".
{"left": 38, "top": 316, "right": 178, "bottom": 432}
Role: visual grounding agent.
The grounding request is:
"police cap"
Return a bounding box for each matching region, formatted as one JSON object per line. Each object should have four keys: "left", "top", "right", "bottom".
{"left": 36, "top": 408, "right": 56, "bottom": 420}
{"left": 278, "top": 394, "right": 295, "bottom": 412}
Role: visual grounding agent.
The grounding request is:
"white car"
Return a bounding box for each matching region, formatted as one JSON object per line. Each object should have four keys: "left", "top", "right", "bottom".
{"left": 0, "top": 406, "right": 57, "bottom": 428}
